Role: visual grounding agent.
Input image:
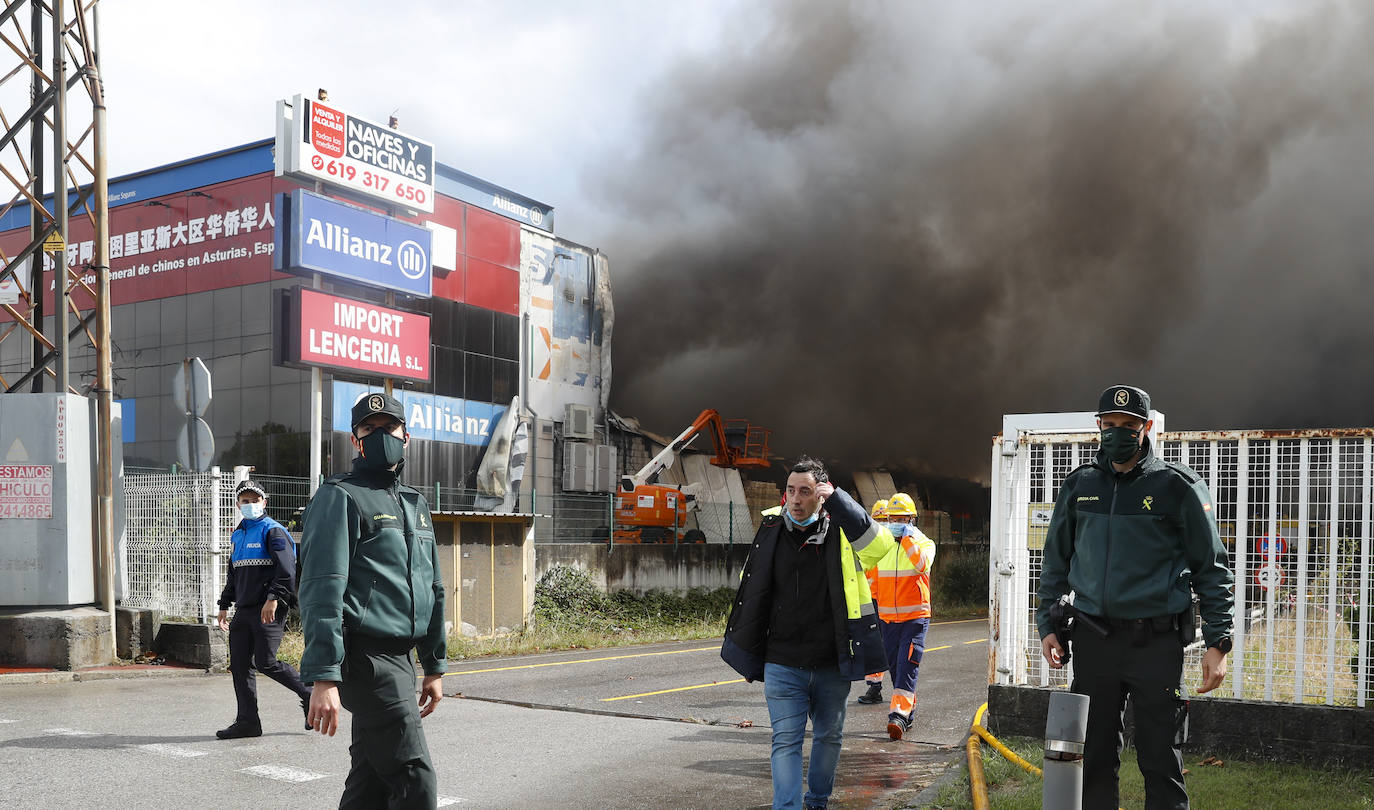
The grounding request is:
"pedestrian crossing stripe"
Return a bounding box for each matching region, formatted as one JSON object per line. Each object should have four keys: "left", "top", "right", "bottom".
{"left": 239, "top": 764, "right": 328, "bottom": 783}
{"left": 138, "top": 743, "right": 206, "bottom": 758}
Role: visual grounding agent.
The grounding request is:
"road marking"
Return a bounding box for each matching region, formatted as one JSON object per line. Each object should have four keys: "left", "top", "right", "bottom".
{"left": 932, "top": 618, "right": 987, "bottom": 626}
{"left": 0, "top": 719, "right": 15, "bottom": 724}
{"left": 444, "top": 646, "right": 718, "bottom": 677}
{"left": 240, "top": 765, "right": 328, "bottom": 783}
{"left": 926, "top": 645, "right": 952, "bottom": 652}
{"left": 963, "top": 638, "right": 988, "bottom": 644}
{"left": 601, "top": 678, "right": 746, "bottom": 702}
{"left": 138, "top": 743, "right": 206, "bottom": 758}
{"left": 42, "top": 727, "right": 98, "bottom": 736}
{"left": 437, "top": 797, "right": 467, "bottom": 807}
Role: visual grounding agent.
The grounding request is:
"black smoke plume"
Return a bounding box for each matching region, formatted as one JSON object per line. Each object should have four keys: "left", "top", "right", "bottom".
{"left": 595, "top": 1, "right": 1374, "bottom": 480}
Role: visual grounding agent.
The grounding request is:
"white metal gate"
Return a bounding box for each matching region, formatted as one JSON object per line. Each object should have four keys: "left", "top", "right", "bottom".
{"left": 991, "top": 414, "right": 1373, "bottom": 707}
{"left": 122, "top": 467, "right": 237, "bottom": 622}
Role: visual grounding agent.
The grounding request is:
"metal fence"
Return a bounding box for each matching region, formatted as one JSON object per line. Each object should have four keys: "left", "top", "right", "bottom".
{"left": 122, "top": 468, "right": 236, "bottom": 622}
{"left": 991, "top": 418, "right": 1374, "bottom": 707}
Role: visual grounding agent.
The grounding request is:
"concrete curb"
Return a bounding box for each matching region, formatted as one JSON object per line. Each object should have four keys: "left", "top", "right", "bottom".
{"left": 0, "top": 665, "right": 208, "bottom": 685}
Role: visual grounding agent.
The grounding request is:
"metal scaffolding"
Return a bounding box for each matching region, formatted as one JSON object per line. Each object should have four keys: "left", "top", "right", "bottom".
{"left": 0, "top": 1, "right": 113, "bottom": 653}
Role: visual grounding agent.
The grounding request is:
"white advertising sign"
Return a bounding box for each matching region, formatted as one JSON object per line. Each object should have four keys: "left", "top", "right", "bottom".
{"left": 278, "top": 94, "right": 436, "bottom": 213}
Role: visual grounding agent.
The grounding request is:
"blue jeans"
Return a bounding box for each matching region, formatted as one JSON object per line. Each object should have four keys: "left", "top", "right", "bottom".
{"left": 763, "top": 662, "right": 850, "bottom": 810}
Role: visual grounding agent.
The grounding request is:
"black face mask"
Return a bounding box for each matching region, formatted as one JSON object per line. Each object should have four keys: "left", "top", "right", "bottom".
{"left": 1100, "top": 426, "right": 1141, "bottom": 464}
{"left": 358, "top": 430, "right": 405, "bottom": 469}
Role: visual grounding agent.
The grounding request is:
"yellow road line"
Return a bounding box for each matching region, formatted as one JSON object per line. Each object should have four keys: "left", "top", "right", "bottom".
{"left": 597, "top": 640, "right": 972, "bottom": 701}
{"left": 443, "top": 646, "right": 717, "bottom": 677}
{"left": 963, "top": 638, "right": 988, "bottom": 644}
{"left": 601, "top": 679, "right": 747, "bottom": 702}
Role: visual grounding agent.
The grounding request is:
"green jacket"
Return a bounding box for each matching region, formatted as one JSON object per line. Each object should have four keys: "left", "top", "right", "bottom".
{"left": 299, "top": 459, "right": 447, "bottom": 683}
{"left": 1035, "top": 439, "right": 1234, "bottom": 646}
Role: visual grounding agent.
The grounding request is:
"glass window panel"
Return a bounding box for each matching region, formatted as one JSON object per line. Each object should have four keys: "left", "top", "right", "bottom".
{"left": 493, "top": 312, "right": 519, "bottom": 361}
{"left": 212, "top": 286, "right": 242, "bottom": 342}
{"left": 464, "top": 352, "right": 492, "bottom": 402}
{"left": 492, "top": 358, "right": 517, "bottom": 404}
{"left": 464, "top": 305, "right": 493, "bottom": 355}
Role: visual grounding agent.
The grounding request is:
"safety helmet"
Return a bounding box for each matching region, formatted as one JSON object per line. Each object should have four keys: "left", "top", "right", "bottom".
{"left": 887, "top": 492, "right": 917, "bottom": 517}
{"left": 870, "top": 499, "right": 889, "bottom": 519}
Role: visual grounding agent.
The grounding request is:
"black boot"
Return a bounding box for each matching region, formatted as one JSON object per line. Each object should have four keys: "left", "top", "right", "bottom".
{"left": 216, "top": 721, "right": 262, "bottom": 740}
{"left": 857, "top": 682, "right": 883, "bottom": 704}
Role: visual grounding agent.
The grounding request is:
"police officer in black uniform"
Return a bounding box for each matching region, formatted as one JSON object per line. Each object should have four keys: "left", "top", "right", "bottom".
{"left": 215, "top": 479, "right": 312, "bottom": 739}
{"left": 1036, "top": 385, "right": 1234, "bottom": 810}
{"left": 300, "top": 393, "right": 447, "bottom": 809}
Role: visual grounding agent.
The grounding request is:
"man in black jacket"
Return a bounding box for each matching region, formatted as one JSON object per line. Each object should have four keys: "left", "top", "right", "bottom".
{"left": 215, "top": 479, "right": 312, "bottom": 740}
{"left": 722, "top": 457, "right": 896, "bottom": 810}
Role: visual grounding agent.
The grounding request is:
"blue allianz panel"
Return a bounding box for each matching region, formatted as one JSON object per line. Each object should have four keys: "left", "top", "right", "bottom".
{"left": 552, "top": 246, "right": 592, "bottom": 341}
{"left": 434, "top": 164, "right": 555, "bottom": 233}
{"left": 332, "top": 381, "right": 505, "bottom": 447}
{"left": 115, "top": 398, "right": 135, "bottom": 443}
{"left": 276, "top": 190, "right": 432, "bottom": 298}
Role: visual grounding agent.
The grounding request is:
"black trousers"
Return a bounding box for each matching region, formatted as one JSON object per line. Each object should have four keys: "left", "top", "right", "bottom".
{"left": 228, "top": 604, "right": 312, "bottom": 726}
{"left": 337, "top": 635, "right": 437, "bottom": 810}
{"left": 1071, "top": 625, "right": 1189, "bottom": 810}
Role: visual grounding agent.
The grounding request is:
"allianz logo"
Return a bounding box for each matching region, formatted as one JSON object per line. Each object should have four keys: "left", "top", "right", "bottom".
{"left": 305, "top": 219, "right": 429, "bottom": 280}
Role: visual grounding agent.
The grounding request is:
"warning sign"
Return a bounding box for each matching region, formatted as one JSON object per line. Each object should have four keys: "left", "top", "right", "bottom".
{"left": 42, "top": 231, "right": 64, "bottom": 253}
{"left": 0, "top": 465, "right": 53, "bottom": 519}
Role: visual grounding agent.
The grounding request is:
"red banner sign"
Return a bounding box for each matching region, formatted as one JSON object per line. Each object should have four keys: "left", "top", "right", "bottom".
{"left": 287, "top": 287, "right": 430, "bottom": 381}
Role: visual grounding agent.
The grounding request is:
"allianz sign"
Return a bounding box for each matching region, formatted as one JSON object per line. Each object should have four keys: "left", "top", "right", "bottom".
{"left": 275, "top": 188, "right": 433, "bottom": 298}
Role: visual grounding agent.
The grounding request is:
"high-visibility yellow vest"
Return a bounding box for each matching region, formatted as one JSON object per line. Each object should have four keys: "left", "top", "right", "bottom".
{"left": 865, "top": 522, "right": 936, "bottom": 621}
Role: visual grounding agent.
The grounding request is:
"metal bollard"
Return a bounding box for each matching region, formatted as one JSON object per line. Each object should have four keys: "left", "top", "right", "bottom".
{"left": 1043, "top": 691, "right": 1089, "bottom": 809}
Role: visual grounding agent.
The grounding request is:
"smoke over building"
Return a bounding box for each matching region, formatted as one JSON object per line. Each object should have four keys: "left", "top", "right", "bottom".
{"left": 596, "top": 0, "right": 1374, "bottom": 479}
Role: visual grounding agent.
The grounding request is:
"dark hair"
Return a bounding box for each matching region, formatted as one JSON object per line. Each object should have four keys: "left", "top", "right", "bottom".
{"left": 789, "top": 456, "right": 829, "bottom": 484}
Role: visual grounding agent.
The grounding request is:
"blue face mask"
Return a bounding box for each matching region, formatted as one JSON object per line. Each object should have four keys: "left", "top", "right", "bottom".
{"left": 239, "top": 502, "right": 265, "bottom": 520}
{"left": 789, "top": 511, "right": 820, "bottom": 528}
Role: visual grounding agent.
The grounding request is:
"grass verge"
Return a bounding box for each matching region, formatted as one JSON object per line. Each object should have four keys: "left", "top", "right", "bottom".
{"left": 924, "top": 735, "right": 1374, "bottom": 810}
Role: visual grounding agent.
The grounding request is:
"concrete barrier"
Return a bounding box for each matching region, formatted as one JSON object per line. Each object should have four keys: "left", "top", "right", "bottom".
{"left": 536, "top": 543, "right": 751, "bottom": 594}
{"left": 986, "top": 684, "right": 1374, "bottom": 770}
{"left": 0, "top": 607, "right": 112, "bottom": 669}
{"left": 154, "top": 621, "right": 226, "bottom": 672}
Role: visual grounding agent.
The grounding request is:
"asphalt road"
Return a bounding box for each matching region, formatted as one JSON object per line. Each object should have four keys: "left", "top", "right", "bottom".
{"left": 0, "top": 617, "right": 989, "bottom": 809}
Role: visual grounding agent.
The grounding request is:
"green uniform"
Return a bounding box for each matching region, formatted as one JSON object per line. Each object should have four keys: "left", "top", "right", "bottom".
{"left": 300, "top": 458, "right": 447, "bottom": 809}
{"left": 1036, "top": 438, "right": 1233, "bottom": 810}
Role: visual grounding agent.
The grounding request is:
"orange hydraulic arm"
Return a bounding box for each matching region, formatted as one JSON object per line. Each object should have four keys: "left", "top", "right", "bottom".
{"left": 620, "top": 409, "right": 772, "bottom": 490}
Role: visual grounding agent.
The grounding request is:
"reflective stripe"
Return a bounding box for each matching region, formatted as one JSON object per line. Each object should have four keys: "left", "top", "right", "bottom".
{"left": 875, "top": 569, "right": 924, "bottom": 578}
{"left": 859, "top": 600, "right": 876, "bottom": 617}
{"left": 877, "top": 603, "right": 930, "bottom": 615}
{"left": 890, "top": 690, "right": 915, "bottom": 717}
{"left": 848, "top": 520, "right": 881, "bottom": 553}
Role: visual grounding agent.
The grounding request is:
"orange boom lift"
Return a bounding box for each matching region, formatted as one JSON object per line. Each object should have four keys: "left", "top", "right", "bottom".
{"left": 614, "top": 410, "right": 772, "bottom": 543}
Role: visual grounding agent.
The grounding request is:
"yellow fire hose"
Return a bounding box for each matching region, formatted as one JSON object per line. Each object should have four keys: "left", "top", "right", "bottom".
{"left": 968, "top": 701, "right": 1039, "bottom": 809}
{"left": 967, "top": 700, "right": 1122, "bottom": 810}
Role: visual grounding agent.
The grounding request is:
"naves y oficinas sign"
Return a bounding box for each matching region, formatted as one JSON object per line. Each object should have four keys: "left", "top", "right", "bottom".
{"left": 277, "top": 94, "right": 436, "bottom": 213}
{"left": 274, "top": 189, "right": 433, "bottom": 298}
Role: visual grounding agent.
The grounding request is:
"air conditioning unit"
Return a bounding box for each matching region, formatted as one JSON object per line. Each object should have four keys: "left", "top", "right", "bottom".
{"left": 562, "top": 441, "right": 593, "bottom": 492}
{"left": 563, "top": 403, "right": 594, "bottom": 440}
{"left": 593, "top": 444, "right": 617, "bottom": 492}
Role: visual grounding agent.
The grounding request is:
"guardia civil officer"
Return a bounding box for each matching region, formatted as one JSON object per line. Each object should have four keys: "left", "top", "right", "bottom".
{"left": 299, "top": 393, "right": 447, "bottom": 809}
{"left": 1036, "top": 385, "right": 1234, "bottom": 810}
{"left": 215, "top": 479, "right": 312, "bottom": 739}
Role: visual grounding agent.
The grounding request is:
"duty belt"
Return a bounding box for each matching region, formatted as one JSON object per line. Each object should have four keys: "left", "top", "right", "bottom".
{"left": 1086, "top": 613, "right": 1178, "bottom": 646}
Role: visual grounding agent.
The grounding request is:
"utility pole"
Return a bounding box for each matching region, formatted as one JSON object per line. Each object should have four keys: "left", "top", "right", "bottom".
{"left": 0, "top": 2, "right": 113, "bottom": 654}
